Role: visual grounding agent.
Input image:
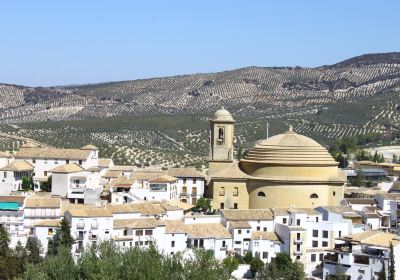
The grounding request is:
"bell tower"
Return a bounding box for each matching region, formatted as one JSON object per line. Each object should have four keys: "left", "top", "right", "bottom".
{"left": 209, "top": 106, "right": 235, "bottom": 175}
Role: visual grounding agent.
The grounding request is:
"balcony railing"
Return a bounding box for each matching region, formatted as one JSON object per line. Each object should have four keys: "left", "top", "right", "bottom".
{"left": 89, "top": 235, "right": 97, "bottom": 240}
{"left": 180, "top": 192, "right": 189, "bottom": 197}
{"left": 293, "top": 251, "right": 303, "bottom": 256}
{"left": 293, "top": 240, "right": 303, "bottom": 245}
{"left": 191, "top": 193, "right": 197, "bottom": 197}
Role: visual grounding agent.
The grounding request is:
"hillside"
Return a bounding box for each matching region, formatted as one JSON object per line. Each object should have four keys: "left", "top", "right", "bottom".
{"left": 0, "top": 52, "right": 399, "bottom": 167}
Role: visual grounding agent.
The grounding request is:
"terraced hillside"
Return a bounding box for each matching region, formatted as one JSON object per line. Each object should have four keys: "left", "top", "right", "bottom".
{"left": 0, "top": 52, "right": 399, "bottom": 167}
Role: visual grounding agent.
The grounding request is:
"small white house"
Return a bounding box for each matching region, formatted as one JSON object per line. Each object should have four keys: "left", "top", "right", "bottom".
{"left": 167, "top": 168, "right": 205, "bottom": 205}
{"left": 323, "top": 231, "right": 400, "bottom": 280}
{"left": 24, "top": 196, "right": 61, "bottom": 235}
{"left": 65, "top": 207, "right": 113, "bottom": 256}
{"left": 50, "top": 163, "right": 101, "bottom": 203}
{"left": 34, "top": 220, "right": 61, "bottom": 255}
{"left": 0, "top": 161, "right": 34, "bottom": 195}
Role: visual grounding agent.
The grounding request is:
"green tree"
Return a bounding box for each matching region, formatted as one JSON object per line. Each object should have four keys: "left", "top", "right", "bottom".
{"left": 0, "top": 224, "right": 10, "bottom": 257}
{"left": 195, "top": 197, "right": 211, "bottom": 213}
{"left": 47, "top": 218, "right": 73, "bottom": 256}
{"left": 378, "top": 261, "right": 387, "bottom": 280}
{"left": 0, "top": 225, "right": 19, "bottom": 280}
{"left": 243, "top": 250, "right": 253, "bottom": 264}
{"left": 250, "top": 256, "right": 264, "bottom": 275}
{"left": 389, "top": 242, "right": 395, "bottom": 280}
{"left": 256, "top": 253, "right": 305, "bottom": 280}
{"left": 22, "top": 176, "right": 31, "bottom": 191}
{"left": 351, "top": 171, "right": 365, "bottom": 187}
{"left": 40, "top": 176, "right": 52, "bottom": 192}
{"left": 26, "top": 236, "right": 43, "bottom": 264}
{"left": 21, "top": 246, "right": 79, "bottom": 280}
{"left": 14, "top": 241, "right": 28, "bottom": 276}
{"left": 288, "top": 261, "right": 305, "bottom": 280}
{"left": 222, "top": 256, "right": 239, "bottom": 274}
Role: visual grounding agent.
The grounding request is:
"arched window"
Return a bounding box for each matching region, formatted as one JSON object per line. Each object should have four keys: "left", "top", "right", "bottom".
{"left": 218, "top": 128, "right": 224, "bottom": 140}
{"left": 310, "top": 193, "right": 318, "bottom": 199}
{"left": 258, "top": 191, "right": 266, "bottom": 197}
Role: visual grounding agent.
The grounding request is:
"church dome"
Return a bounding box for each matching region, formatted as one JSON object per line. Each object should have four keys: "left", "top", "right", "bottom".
{"left": 240, "top": 127, "right": 338, "bottom": 178}
{"left": 211, "top": 106, "right": 234, "bottom": 122}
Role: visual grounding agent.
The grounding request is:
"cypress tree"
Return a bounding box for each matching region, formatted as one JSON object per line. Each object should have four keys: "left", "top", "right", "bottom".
{"left": 389, "top": 242, "right": 395, "bottom": 280}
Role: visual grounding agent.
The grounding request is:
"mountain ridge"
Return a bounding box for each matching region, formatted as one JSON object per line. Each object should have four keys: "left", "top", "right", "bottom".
{"left": 0, "top": 52, "right": 399, "bottom": 167}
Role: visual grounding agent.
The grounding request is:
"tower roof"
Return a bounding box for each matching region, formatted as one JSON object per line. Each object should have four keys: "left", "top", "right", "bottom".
{"left": 211, "top": 106, "right": 234, "bottom": 122}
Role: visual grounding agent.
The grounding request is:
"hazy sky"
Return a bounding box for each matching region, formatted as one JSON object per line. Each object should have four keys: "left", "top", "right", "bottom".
{"left": 1, "top": 1, "right": 399, "bottom": 86}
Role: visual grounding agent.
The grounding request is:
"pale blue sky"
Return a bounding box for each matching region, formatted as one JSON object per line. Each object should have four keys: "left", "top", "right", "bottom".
{"left": 1, "top": 1, "right": 399, "bottom": 86}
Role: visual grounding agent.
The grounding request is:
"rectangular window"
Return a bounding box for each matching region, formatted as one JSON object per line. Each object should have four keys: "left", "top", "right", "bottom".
{"left": 193, "top": 178, "right": 196, "bottom": 184}
{"left": 66, "top": 159, "right": 69, "bottom": 164}
{"left": 233, "top": 187, "right": 238, "bottom": 196}
{"left": 220, "top": 203, "right": 224, "bottom": 209}
{"left": 263, "top": 227, "right": 267, "bottom": 232}
{"left": 219, "top": 187, "right": 225, "bottom": 196}
{"left": 322, "top": 241, "right": 328, "bottom": 247}
{"left": 3, "top": 172, "right": 6, "bottom": 178}
{"left": 296, "top": 233, "right": 301, "bottom": 240}
{"left": 312, "top": 241, "right": 318, "bottom": 248}
{"left": 313, "top": 230, "right": 318, "bottom": 238}
{"left": 257, "top": 226, "right": 260, "bottom": 231}
{"left": 235, "top": 241, "right": 241, "bottom": 245}
{"left": 171, "top": 241, "right": 175, "bottom": 247}
{"left": 233, "top": 203, "right": 238, "bottom": 209}
{"left": 338, "top": 231, "right": 342, "bottom": 238}
{"left": 333, "top": 191, "right": 336, "bottom": 196}
{"left": 322, "top": 231, "right": 328, "bottom": 238}
{"left": 55, "top": 159, "right": 58, "bottom": 164}
{"left": 311, "top": 254, "right": 316, "bottom": 262}
{"left": 282, "top": 218, "right": 287, "bottom": 224}
{"left": 296, "top": 219, "right": 300, "bottom": 226}
{"left": 79, "top": 160, "right": 82, "bottom": 165}
{"left": 238, "top": 229, "right": 241, "bottom": 234}
{"left": 296, "top": 244, "right": 300, "bottom": 251}
{"left": 319, "top": 253, "right": 324, "bottom": 261}
{"left": 222, "top": 240, "right": 226, "bottom": 248}
{"left": 135, "top": 230, "right": 143, "bottom": 236}
{"left": 145, "top": 230, "right": 153, "bottom": 236}
{"left": 32, "top": 159, "right": 36, "bottom": 163}
{"left": 183, "top": 178, "right": 186, "bottom": 184}
{"left": 44, "top": 171, "right": 48, "bottom": 177}
{"left": 262, "top": 252, "right": 268, "bottom": 259}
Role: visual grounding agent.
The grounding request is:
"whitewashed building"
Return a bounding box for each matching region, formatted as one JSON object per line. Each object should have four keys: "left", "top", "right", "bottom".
{"left": 24, "top": 196, "right": 61, "bottom": 235}
{"left": 65, "top": 207, "right": 113, "bottom": 256}
{"left": 0, "top": 195, "right": 27, "bottom": 247}
{"left": 167, "top": 168, "right": 205, "bottom": 205}
{"left": 0, "top": 161, "right": 34, "bottom": 195}
{"left": 14, "top": 143, "right": 99, "bottom": 182}
{"left": 323, "top": 231, "right": 400, "bottom": 280}
{"left": 50, "top": 163, "right": 101, "bottom": 204}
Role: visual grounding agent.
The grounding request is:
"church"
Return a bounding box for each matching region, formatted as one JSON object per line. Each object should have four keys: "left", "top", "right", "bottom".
{"left": 207, "top": 106, "right": 346, "bottom": 210}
